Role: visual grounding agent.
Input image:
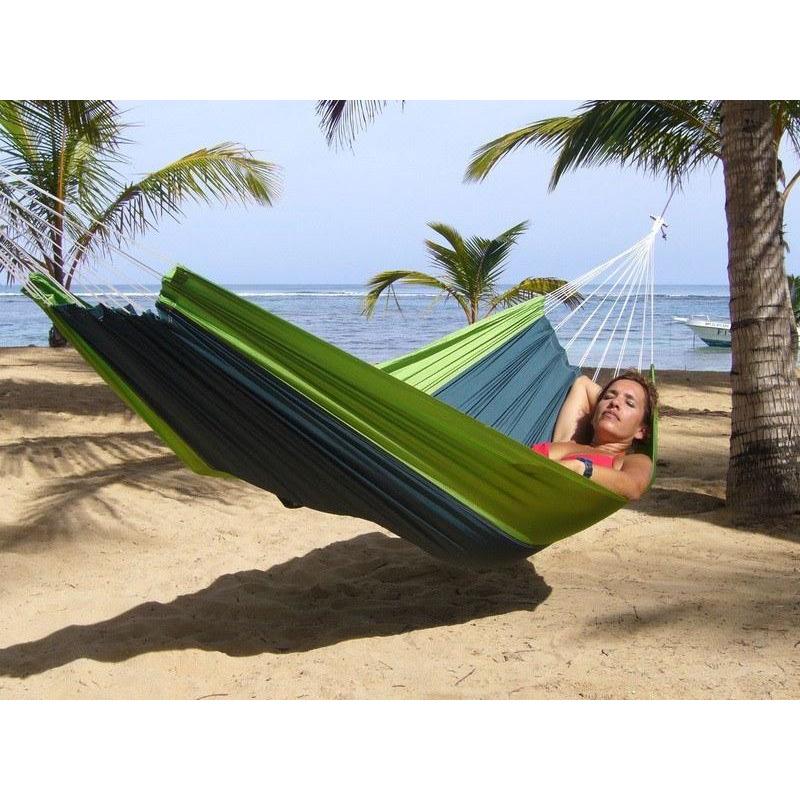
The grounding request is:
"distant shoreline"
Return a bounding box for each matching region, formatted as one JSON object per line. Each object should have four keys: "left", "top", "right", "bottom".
{"left": 0, "top": 344, "right": 732, "bottom": 380}
{"left": 0, "top": 285, "right": 736, "bottom": 370}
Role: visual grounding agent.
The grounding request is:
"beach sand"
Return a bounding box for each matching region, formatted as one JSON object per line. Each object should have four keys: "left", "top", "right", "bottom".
{"left": 1, "top": 347, "right": 798, "bottom": 699}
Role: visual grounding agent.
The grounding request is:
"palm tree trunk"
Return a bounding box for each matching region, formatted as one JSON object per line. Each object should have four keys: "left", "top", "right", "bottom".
{"left": 47, "top": 197, "right": 69, "bottom": 347}
{"left": 721, "top": 100, "right": 800, "bottom": 515}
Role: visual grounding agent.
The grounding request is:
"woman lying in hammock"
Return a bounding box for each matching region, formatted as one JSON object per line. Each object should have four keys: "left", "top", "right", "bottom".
{"left": 532, "top": 370, "right": 658, "bottom": 501}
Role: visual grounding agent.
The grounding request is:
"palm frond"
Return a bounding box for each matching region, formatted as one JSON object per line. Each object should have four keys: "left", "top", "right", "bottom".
{"left": 0, "top": 102, "right": 40, "bottom": 167}
{"left": 0, "top": 188, "right": 54, "bottom": 266}
{"left": 425, "top": 221, "right": 467, "bottom": 254}
{"left": 0, "top": 231, "right": 43, "bottom": 282}
{"left": 0, "top": 193, "right": 53, "bottom": 282}
{"left": 464, "top": 221, "right": 529, "bottom": 290}
{"left": 772, "top": 101, "right": 800, "bottom": 154}
{"left": 423, "top": 221, "right": 474, "bottom": 290}
{"left": 488, "top": 277, "right": 583, "bottom": 313}
{"left": 65, "top": 135, "right": 123, "bottom": 215}
{"left": 466, "top": 100, "right": 721, "bottom": 189}
{"left": 0, "top": 101, "right": 124, "bottom": 171}
{"left": 66, "top": 143, "right": 281, "bottom": 276}
{"left": 362, "top": 269, "right": 466, "bottom": 319}
{"left": 775, "top": 102, "right": 800, "bottom": 204}
{"left": 316, "top": 100, "right": 399, "bottom": 149}
{"left": 495, "top": 220, "right": 530, "bottom": 241}
{"left": 22, "top": 101, "right": 123, "bottom": 148}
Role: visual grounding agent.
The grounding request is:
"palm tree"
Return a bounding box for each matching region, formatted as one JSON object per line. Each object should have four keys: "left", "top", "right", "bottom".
{"left": 0, "top": 100, "right": 281, "bottom": 344}
{"left": 363, "top": 220, "right": 581, "bottom": 324}
{"left": 464, "top": 100, "right": 800, "bottom": 517}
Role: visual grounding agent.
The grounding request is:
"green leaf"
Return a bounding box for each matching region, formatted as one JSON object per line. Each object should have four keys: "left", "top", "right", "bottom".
{"left": 362, "top": 269, "right": 466, "bottom": 319}
{"left": 466, "top": 101, "right": 722, "bottom": 189}
{"left": 489, "top": 278, "right": 583, "bottom": 313}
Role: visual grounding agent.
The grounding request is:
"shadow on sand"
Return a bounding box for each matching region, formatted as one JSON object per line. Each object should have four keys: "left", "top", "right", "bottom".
{"left": 637, "top": 487, "right": 800, "bottom": 542}
{"left": 1, "top": 377, "right": 135, "bottom": 417}
{"left": 635, "top": 486, "right": 726, "bottom": 518}
{"left": 0, "top": 532, "right": 551, "bottom": 678}
{"left": 0, "top": 431, "right": 240, "bottom": 552}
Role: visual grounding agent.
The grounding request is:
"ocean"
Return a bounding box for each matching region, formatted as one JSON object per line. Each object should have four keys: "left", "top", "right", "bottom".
{"left": 0, "top": 283, "right": 733, "bottom": 372}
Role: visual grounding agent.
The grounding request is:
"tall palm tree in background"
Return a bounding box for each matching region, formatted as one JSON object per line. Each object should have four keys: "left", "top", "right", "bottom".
{"left": 317, "top": 99, "right": 800, "bottom": 518}
{"left": 363, "top": 220, "right": 580, "bottom": 323}
{"left": 0, "top": 101, "right": 280, "bottom": 345}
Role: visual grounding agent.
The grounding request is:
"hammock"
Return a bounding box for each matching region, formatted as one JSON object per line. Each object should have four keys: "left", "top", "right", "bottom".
{"left": 2, "top": 170, "right": 663, "bottom": 567}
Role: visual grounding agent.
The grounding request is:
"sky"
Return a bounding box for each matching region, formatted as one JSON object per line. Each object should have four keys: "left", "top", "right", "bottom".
{"left": 100, "top": 99, "right": 797, "bottom": 287}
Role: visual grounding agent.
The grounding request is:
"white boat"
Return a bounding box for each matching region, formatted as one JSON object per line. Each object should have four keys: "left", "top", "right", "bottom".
{"left": 674, "top": 314, "right": 800, "bottom": 348}
{"left": 673, "top": 315, "right": 731, "bottom": 347}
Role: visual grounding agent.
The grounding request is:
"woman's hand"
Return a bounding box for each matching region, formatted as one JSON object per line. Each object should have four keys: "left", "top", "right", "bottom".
{"left": 561, "top": 459, "right": 587, "bottom": 475}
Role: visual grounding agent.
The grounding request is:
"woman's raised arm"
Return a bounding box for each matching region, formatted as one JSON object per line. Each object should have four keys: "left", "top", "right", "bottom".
{"left": 552, "top": 375, "right": 602, "bottom": 442}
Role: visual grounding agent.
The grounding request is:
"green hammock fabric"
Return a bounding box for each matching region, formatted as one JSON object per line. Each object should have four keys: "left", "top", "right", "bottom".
{"left": 24, "top": 267, "right": 656, "bottom": 565}
{"left": 156, "top": 267, "right": 625, "bottom": 532}
{"left": 378, "top": 293, "right": 548, "bottom": 392}
{"left": 24, "top": 275, "right": 228, "bottom": 479}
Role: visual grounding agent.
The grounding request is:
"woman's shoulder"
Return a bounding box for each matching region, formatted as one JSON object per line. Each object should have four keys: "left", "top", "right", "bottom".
{"left": 619, "top": 452, "right": 653, "bottom": 473}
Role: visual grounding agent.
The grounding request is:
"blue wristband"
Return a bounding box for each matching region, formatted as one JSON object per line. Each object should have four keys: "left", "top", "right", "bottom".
{"left": 575, "top": 457, "right": 593, "bottom": 478}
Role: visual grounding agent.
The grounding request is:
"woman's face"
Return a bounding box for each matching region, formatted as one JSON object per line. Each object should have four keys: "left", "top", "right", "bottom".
{"left": 592, "top": 378, "right": 648, "bottom": 444}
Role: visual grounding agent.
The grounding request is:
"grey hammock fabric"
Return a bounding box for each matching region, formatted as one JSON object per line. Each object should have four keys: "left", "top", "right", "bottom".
{"left": 433, "top": 316, "right": 579, "bottom": 446}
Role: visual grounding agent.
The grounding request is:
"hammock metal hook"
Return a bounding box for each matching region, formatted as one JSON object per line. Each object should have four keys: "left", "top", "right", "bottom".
{"left": 649, "top": 215, "right": 669, "bottom": 240}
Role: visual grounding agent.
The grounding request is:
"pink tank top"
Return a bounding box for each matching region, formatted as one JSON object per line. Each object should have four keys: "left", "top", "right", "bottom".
{"left": 532, "top": 441, "right": 615, "bottom": 469}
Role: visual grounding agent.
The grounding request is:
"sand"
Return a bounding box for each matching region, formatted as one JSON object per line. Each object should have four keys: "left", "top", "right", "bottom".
{"left": 0, "top": 346, "right": 798, "bottom": 700}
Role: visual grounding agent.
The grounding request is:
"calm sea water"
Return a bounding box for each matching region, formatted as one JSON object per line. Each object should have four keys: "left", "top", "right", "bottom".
{"left": 0, "top": 282, "right": 733, "bottom": 371}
